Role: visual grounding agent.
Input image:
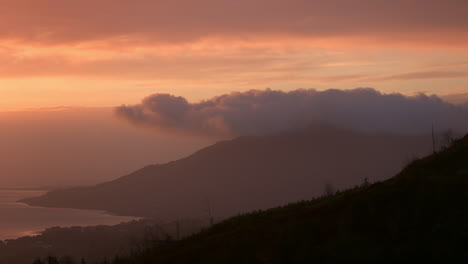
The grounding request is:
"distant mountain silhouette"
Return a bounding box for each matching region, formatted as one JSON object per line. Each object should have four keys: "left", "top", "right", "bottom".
{"left": 21, "top": 124, "right": 432, "bottom": 220}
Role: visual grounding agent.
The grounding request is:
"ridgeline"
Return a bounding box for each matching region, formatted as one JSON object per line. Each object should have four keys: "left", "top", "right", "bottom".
{"left": 108, "top": 134, "right": 468, "bottom": 263}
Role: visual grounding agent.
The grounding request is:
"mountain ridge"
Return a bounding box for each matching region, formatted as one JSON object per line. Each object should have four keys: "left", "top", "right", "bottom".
{"left": 107, "top": 133, "right": 468, "bottom": 263}
{"left": 21, "top": 124, "right": 433, "bottom": 220}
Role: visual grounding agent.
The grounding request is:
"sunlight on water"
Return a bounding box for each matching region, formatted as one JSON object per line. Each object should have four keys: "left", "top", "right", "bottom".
{"left": 0, "top": 189, "right": 137, "bottom": 241}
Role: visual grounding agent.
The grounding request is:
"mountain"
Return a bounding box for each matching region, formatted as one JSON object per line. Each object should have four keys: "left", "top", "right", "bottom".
{"left": 103, "top": 133, "right": 468, "bottom": 263}
{"left": 21, "top": 125, "right": 432, "bottom": 220}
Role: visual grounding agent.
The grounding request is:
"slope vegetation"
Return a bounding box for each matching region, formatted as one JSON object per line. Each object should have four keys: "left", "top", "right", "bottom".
{"left": 112, "top": 134, "right": 468, "bottom": 263}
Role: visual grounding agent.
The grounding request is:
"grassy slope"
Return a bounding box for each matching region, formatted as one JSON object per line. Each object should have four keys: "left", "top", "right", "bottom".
{"left": 113, "top": 134, "right": 468, "bottom": 263}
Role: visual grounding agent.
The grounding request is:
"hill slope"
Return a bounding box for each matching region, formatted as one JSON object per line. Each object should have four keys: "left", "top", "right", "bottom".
{"left": 22, "top": 125, "right": 431, "bottom": 219}
{"left": 112, "top": 134, "right": 468, "bottom": 263}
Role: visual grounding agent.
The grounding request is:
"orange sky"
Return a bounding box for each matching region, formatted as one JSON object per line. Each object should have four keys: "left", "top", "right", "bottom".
{"left": 1, "top": 0, "right": 468, "bottom": 110}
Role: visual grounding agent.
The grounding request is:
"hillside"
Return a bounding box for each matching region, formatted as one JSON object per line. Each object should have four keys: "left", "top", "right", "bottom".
{"left": 107, "top": 133, "right": 468, "bottom": 263}
{"left": 22, "top": 125, "right": 431, "bottom": 220}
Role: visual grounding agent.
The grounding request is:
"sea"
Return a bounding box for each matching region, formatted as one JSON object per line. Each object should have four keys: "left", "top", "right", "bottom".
{"left": 0, "top": 189, "right": 136, "bottom": 241}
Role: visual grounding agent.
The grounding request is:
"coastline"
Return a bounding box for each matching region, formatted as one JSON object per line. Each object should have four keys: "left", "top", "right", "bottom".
{"left": 0, "top": 189, "right": 138, "bottom": 241}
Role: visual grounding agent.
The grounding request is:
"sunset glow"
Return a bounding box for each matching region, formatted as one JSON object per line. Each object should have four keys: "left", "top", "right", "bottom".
{"left": 0, "top": 0, "right": 467, "bottom": 110}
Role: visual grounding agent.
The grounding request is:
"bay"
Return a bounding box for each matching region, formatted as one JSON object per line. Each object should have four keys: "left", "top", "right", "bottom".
{"left": 0, "top": 189, "right": 136, "bottom": 241}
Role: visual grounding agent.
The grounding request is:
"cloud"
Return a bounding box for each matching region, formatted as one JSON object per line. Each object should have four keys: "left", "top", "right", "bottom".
{"left": 0, "top": 45, "right": 317, "bottom": 79}
{"left": 1, "top": 0, "right": 468, "bottom": 47}
{"left": 115, "top": 88, "right": 468, "bottom": 137}
{"left": 369, "top": 71, "right": 468, "bottom": 81}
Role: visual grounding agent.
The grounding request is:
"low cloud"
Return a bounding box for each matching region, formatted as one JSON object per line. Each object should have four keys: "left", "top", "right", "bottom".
{"left": 115, "top": 88, "right": 468, "bottom": 137}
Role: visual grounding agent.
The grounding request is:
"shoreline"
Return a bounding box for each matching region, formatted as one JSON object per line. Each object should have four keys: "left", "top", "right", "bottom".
{"left": 0, "top": 189, "right": 139, "bottom": 241}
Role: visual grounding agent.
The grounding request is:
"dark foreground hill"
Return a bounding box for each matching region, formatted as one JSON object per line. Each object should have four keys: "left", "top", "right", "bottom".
{"left": 104, "top": 134, "right": 468, "bottom": 263}
{"left": 22, "top": 125, "right": 431, "bottom": 220}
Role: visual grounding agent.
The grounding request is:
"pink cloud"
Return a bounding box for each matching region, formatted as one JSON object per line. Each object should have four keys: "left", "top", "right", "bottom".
{"left": 367, "top": 71, "right": 468, "bottom": 81}
{"left": 0, "top": 0, "right": 467, "bottom": 46}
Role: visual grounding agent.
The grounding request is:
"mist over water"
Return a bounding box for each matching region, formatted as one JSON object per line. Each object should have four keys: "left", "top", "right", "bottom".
{"left": 0, "top": 190, "right": 136, "bottom": 241}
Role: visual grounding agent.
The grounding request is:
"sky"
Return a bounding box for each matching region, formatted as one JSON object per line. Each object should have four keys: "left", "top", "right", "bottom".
{"left": 0, "top": 0, "right": 468, "bottom": 111}
{"left": 0, "top": 107, "right": 212, "bottom": 187}
{"left": 1, "top": 0, "right": 468, "bottom": 187}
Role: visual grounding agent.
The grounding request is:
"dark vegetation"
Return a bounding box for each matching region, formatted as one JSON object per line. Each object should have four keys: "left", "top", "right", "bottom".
{"left": 89, "top": 133, "right": 468, "bottom": 263}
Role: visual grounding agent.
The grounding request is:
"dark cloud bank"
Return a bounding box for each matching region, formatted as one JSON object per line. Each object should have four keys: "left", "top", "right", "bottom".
{"left": 115, "top": 88, "right": 468, "bottom": 137}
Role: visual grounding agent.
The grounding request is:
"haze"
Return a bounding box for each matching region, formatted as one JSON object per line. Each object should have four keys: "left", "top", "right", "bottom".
{"left": 0, "top": 108, "right": 212, "bottom": 188}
